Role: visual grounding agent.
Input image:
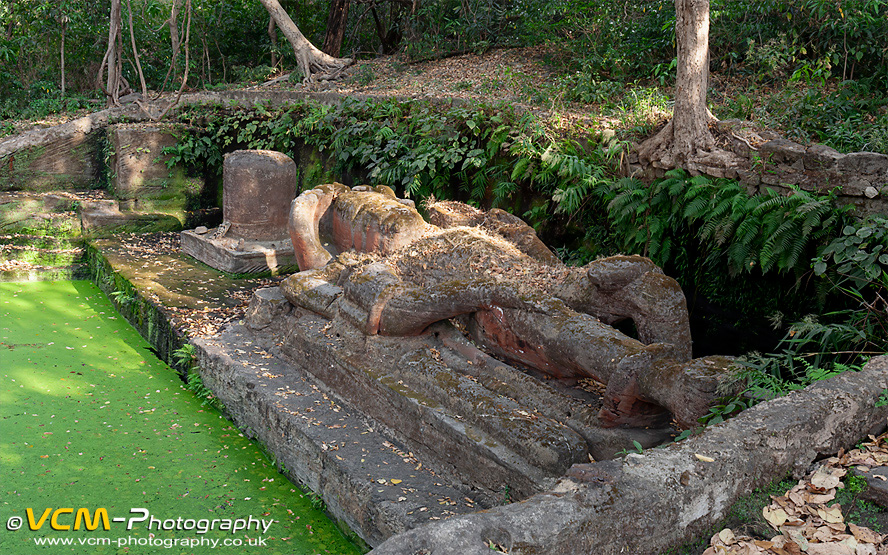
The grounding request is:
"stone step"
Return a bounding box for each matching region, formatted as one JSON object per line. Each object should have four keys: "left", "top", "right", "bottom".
{"left": 242, "top": 286, "right": 670, "bottom": 505}
{"left": 0, "top": 263, "right": 87, "bottom": 282}
{"left": 193, "top": 324, "right": 485, "bottom": 547}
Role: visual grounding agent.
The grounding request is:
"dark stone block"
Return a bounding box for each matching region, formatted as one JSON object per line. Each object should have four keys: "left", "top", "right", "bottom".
{"left": 760, "top": 138, "right": 807, "bottom": 163}
{"left": 852, "top": 466, "right": 888, "bottom": 508}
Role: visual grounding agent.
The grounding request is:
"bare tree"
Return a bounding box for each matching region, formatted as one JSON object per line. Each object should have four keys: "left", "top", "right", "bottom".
{"left": 125, "top": 0, "right": 148, "bottom": 97}
{"left": 97, "top": 0, "right": 124, "bottom": 106}
{"left": 638, "top": 0, "right": 734, "bottom": 169}
{"left": 258, "top": 0, "right": 352, "bottom": 82}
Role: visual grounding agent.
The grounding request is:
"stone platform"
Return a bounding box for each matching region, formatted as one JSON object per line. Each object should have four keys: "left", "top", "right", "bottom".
{"left": 246, "top": 287, "right": 672, "bottom": 505}
{"left": 180, "top": 227, "right": 298, "bottom": 274}
{"left": 85, "top": 234, "right": 888, "bottom": 553}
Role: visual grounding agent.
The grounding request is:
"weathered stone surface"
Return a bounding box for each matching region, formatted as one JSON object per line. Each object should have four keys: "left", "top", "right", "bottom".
{"left": 369, "top": 356, "right": 888, "bottom": 555}
{"left": 844, "top": 177, "right": 877, "bottom": 197}
{"left": 193, "top": 323, "right": 484, "bottom": 547}
{"left": 180, "top": 150, "right": 300, "bottom": 273}
{"left": 283, "top": 188, "right": 731, "bottom": 429}
{"left": 839, "top": 152, "right": 888, "bottom": 176}
{"left": 760, "top": 138, "right": 807, "bottom": 163}
{"left": 80, "top": 199, "right": 182, "bottom": 234}
{"left": 427, "top": 200, "right": 560, "bottom": 265}
{"left": 289, "top": 182, "right": 432, "bottom": 270}
{"left": 0, "top": 127, "right": 100, "bottom": 191}
{"left": 274, "top": 303, "right": 593, "bottom": 502}
{"left": 179, "top": 229, "right": 297, "bottom": 274}
{"left": 244, "top": 286, "right": 292, "bottom": 329}
{"left": 852, "top": 466, "right": 888, "bottom": 508}
{"left": 223, "top": 150, "right": 298, "bottom": 240}
{"left": 109, "top": 123, "right": 204, "bottom": 216}
{"left": 804, "top": 144, "right": 843, "bottom": 170}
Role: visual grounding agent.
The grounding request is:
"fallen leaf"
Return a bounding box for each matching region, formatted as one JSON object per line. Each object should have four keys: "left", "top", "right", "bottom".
{"left": 764, "top": 506, "right": 789, "bottom": 528}
{"left": 815, "top": 504, "right": 844, "bottom": 524}
{"left": 718, "top": 528, "right": 737, "bottom": 545}
{"left": 806, "top": 491, "right": 838, "bottom": 504}
{"left": 805, "top": 543, "right": 854, "bottom": 555}
{"left": 781, "top": 527, "right": 809, "bottom": 551}
{"left": 390, "top": 479, "right": 402, "bottom": 485}
{"left": 810, "top": 465, "right": 845, "bottom": 490}
{"left": 812, "top": 525, "right": 839, "bottom": 543}
{"left": 695, "top": 453, "right": 715, "bottom": 463}
{"left": 848, "top": 523, "right": 880, "bottom": 544}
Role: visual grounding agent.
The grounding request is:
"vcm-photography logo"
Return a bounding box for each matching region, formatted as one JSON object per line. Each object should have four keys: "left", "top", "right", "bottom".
{"left": 5, "top": 507, "right": 274, "bottom": 534}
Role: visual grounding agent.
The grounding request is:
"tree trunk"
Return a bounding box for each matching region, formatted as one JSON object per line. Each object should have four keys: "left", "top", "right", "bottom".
{"left": 321, "top": 0, "right": 350, "bottom": 57}
{"left": 125, "top": 0, "right": 148, "bottom": 97}
{"left": 638, "top": 0, "right": 715, "bottom": 167}
{"left": 97, "top": 0, "right": 123, "bottom": 106}
{"left": 60, "top": 18, "right": 66, "bottom": 95}
{"left": 672, "top": 0, "right": 713, "bottom": 156}
{"left": 258, "top": 0, "right": 352, "bottom": 82}
{"left": 268, "top": 17, "right": 278, "bottom": 67}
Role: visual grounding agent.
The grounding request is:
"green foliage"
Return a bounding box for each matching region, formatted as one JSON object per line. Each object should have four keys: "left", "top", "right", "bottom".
{"left": 815, "top": 217, "right": 888, "bottom": 286}
{"left": 165, "top": 98, "right": 548, "bottom": 212}
{"left": 110, "top": 289, "right": 136, "bottom": 306}
{"left": 591, "top": 169, "right": 851, "bottom": 276}
{"left": 172, "top": 343, "right": 197, "bottom": 372}
{"left": 307, "top": 492, "right": 326, "bottom": 511}
{"left": 185, "top": 370, "right": 223, "bottom": 409}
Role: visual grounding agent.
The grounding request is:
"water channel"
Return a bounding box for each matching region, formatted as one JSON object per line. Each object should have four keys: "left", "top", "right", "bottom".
{"left": 0, "top": 280, "right": 362, "bottom": 555}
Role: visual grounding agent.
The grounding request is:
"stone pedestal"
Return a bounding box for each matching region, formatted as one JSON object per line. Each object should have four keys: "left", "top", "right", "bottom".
{"left": 223, "top": 150, "right": 297, "bottom": 240}
{"left": 181, "top": 150, "right": 299, "bottom": 274}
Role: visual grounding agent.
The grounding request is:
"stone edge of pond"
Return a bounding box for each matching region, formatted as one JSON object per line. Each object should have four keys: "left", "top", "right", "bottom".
{"left": 84, "top": 240, "right": 187, "bottom": 366}
{"left": 190, "top": 324, "right": 484, "bottom": 548}
{"left": 84, "top": 238, "right": 480, "bottom": 549}
{"left": 367, "top": 355, "right": 888, "bottom": 555}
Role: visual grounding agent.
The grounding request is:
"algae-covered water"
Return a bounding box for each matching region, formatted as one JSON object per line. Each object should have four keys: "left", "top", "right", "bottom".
{"left": 0, "top": 280, "right": 362, "bottom": 555}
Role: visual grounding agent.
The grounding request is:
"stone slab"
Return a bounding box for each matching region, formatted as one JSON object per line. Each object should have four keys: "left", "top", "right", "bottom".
{"left": 110, "top": 124, "right": 184, "bottom": 197}
{"left": 192, "top": 325, "right": 483, "bottom": 547}
{"left": 0, "top": 127, "right": 100, "bottom": 191}
{"left": 180, "top": 228, "right": 298, "bottom": 274}
{"left": 369, "top": 356, "right": 888, "bottom": 555}
{"left": 80, "top": 199, "right": 183, "bottom": 235}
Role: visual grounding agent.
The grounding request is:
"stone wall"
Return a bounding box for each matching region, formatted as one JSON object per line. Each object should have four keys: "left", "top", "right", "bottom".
{"left": 0, "top": 123, "right": 102, "bottom": 191}
{"left": 628, "top": 119, "right": 888, "bottom": 216}
{"left": 108, "top": 123, "right": 205, "bottom": 221}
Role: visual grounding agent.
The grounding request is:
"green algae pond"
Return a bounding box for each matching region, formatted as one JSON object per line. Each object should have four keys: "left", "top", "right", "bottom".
{"left": 0, "top": 280, "right": 363, "bottom": 555}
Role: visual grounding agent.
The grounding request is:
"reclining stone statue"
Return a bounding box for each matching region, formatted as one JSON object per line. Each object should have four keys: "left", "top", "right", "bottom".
{"left": 282, "top": 183, "right": 732, "bottom": 429}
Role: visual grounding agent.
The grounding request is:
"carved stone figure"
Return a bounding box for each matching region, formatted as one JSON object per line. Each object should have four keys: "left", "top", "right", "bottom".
{"left": 282, "top": 183, "right": 732, "bottom": 428}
